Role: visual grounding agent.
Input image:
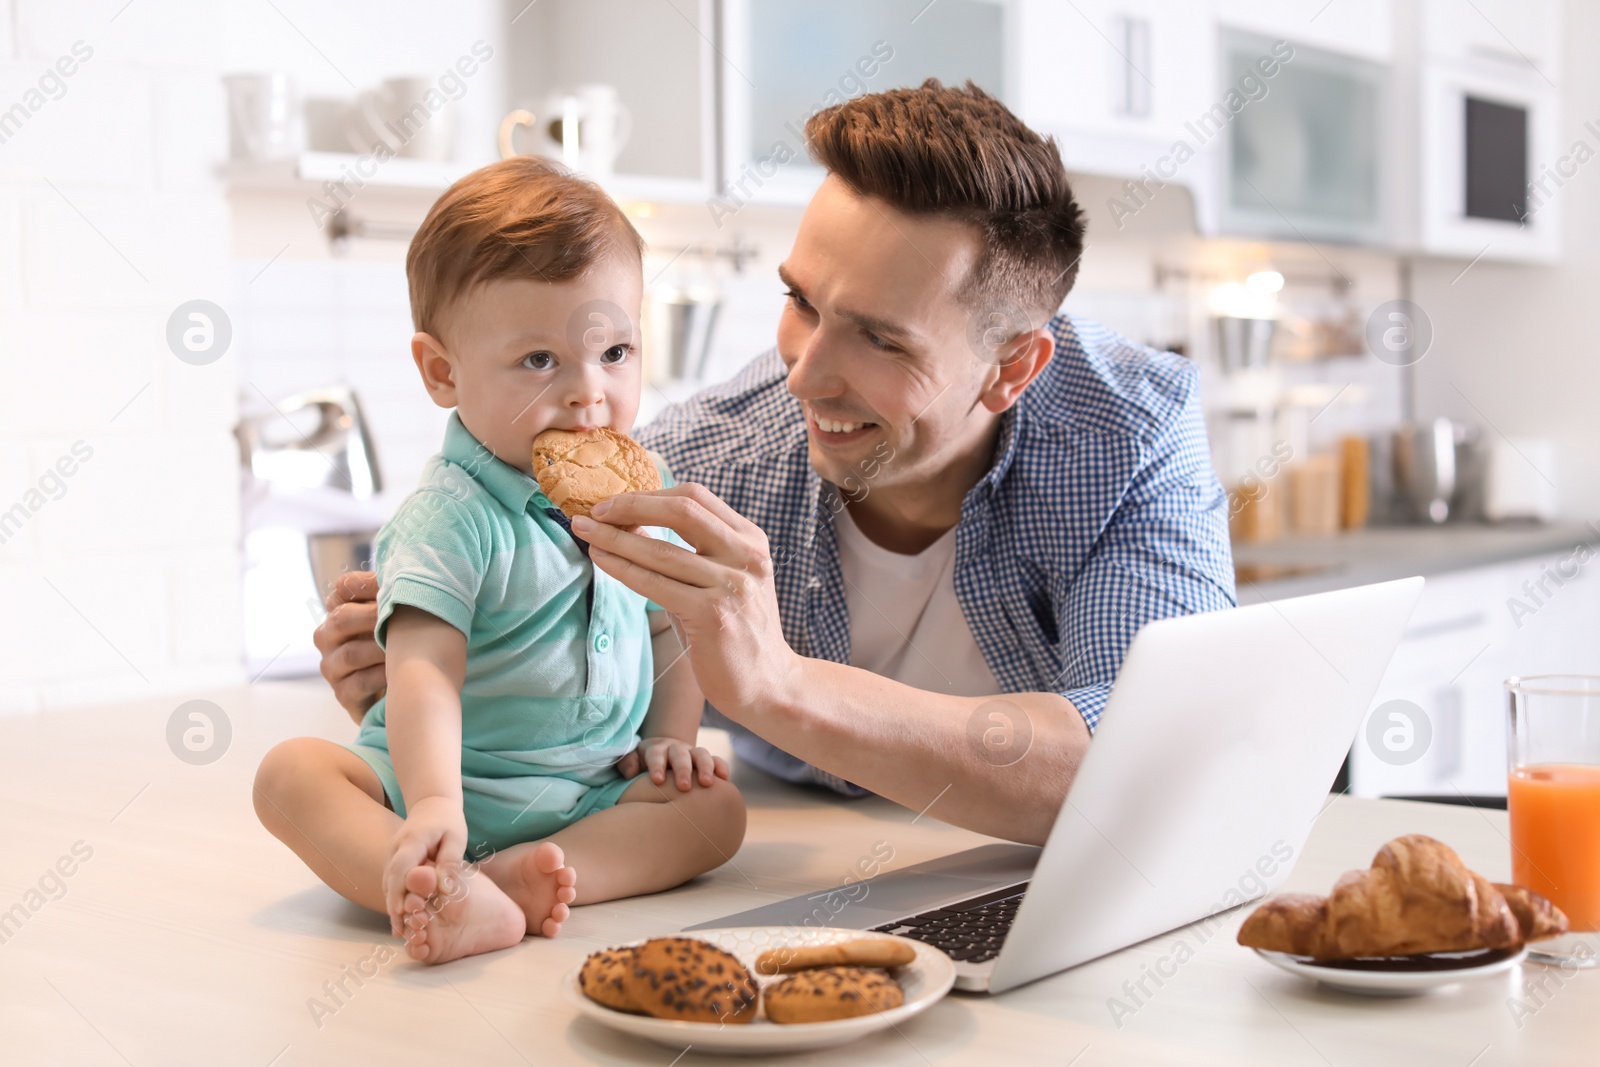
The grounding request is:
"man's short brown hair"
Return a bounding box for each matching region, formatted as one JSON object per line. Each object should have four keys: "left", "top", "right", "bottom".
{"left": 406, "top": 155, "right": 645, "bottom": 338}
{"left": 804, "top": 79, "right": 1086, "bottom": 325}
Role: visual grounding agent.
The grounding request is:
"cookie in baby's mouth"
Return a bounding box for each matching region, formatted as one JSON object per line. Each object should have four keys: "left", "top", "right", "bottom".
{"left": 532, "top": 427, "right": 660, "bottom": 519}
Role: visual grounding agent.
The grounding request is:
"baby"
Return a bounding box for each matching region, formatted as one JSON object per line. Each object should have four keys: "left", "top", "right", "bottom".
{"left": 253, "top": 156, "right": 746, "bottom": 965}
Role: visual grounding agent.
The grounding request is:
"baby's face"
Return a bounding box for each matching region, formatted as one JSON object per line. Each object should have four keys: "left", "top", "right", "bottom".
{"left": 423, "top": 253, "right": 644, "bottom": 474}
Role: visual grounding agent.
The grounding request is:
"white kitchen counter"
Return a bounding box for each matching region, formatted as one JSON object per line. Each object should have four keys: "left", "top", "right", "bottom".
{"left": 1234, "top": 522, "right": 1595, "bottom": 603}
{"left": 2, "top": 680, "right": 1594, "bottom": 1065}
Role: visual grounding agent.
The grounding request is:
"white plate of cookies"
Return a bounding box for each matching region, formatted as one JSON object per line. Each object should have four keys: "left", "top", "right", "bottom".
{"left": 565, "top": 926, "right": 956, "bottom": 1054}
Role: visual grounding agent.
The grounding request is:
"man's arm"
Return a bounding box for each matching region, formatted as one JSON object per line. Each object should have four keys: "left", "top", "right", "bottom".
{"left": 571, "top": 488, "right": 1091, "bottom": 845}
{"left": 756, "top": 662, "right": 1087, "bottom": 844}
{"left": 1052, "top": 362, "right": 1238, "bottom": 731}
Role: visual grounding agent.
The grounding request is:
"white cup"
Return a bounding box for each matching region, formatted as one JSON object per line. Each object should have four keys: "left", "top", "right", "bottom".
{"left": 573, "top": 83, "right": 631, "bottom": 176}
{"left": 498, "top": 84, "right": 632, "bottom": 176}
{"left": 346, "top": 76, "right": 457, "bottom": 162}
{"left": 223, "top": 73, "right": 300, "bottom": 161}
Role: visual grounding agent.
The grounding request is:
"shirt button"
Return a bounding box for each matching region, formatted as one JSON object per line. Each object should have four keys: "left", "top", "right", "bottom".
{"left": 594, "top": 632, "right": 611, "bottom": 653}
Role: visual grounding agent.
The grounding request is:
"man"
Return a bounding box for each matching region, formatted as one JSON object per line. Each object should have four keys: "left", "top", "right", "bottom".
{"left": 315, "top": 81, "right": 1236, "bottom": 846}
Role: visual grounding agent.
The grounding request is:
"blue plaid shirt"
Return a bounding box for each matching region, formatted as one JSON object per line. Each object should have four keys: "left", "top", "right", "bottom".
{"left": 637, "top": 314, "right": 1236, "bottom": 796}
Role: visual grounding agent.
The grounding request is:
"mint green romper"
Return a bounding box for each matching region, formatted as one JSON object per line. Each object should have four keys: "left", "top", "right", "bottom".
{"left": 345, "top": 410, "right": 676, "bottom": 861}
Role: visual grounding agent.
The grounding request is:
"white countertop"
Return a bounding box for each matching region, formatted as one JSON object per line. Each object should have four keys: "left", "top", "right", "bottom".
{"left": 1234, "top": 521, "right": 1594, "bottom": 603}
{"left": 2, "top": 680, "right": 1593, "bottom": 1065}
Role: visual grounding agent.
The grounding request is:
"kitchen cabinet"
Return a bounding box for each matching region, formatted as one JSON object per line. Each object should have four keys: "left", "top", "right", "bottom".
{"left": 717, "top": 0, "right": 1007, "bottom": 207}
{"left": 1350, "top": 565, "right": 1506, "bottom": 798}
{"left": 1205, "top": 25, "right": 1389, "bottom": 244}
{"left": 1214, "top": 0, "right": 1394, "bottom": 61}
{"left": 1390, "top": 0, "right": 1565, "bottom": 263}
{"left": 1017, "top": 0, "right": 1566, "bottom": 261}
{"left": 1013, "top": 0, "right": 1216, "bottom": 171}
{"left": 1404, "top": 57, "right": 1562, "bottom": 261}
{"left": 1016, "top": 1, "right": 1398, "bottom": 244}
{"left": 216, "top": 0, "right": 1571, "bottom": 257}
{"left": 1350, "top": 545, "right": 1600, "bottom": 799}
{"left": 1421, "top": 0, "right": 1562, "bottom": 83}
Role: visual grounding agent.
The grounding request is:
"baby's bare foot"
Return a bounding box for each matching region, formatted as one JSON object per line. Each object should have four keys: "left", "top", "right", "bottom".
{"left": 398, "top": 860, "right": 525, "bottom": 964}
{"left": 480, "top": 841, "right": 577, "bottom": 938}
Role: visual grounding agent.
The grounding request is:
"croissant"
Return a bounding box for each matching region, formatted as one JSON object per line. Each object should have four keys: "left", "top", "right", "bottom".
{"left": 1495, "top": 881, "right": 1569, "bottom": 943}
{"left": 1237, "top": 834, "right": 1568, "bottom": 959}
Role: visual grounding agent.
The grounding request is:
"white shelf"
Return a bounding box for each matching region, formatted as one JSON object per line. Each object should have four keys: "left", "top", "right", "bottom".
{"left": 221, "top": 152, "right": 712, "bottom": 206}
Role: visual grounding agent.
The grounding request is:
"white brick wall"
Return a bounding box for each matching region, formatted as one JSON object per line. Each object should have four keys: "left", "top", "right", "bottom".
{"left": 233, "top": 258, "right": 446, "bottom": 518}
{"left": 0, "top": 3, "right": 13, "bottom": 62}
{"left": 1, "top": 0, "right": 510, "bottom": 712}
{"left": 0, "top": 0, "right": 240, "bottom": 713}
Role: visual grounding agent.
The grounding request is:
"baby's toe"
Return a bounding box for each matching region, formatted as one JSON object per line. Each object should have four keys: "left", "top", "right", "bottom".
{"left": 539, "top": 916, "right": 562, "bottom": 938}
{"left": 532, "top": 841, "right": 566, "bottom": 875}
{"left": 550, "top": 901, "right": 570, "bottom": 923}
{"left": 554, "top": 866, "right": 577, "bottom": 888}
{"left": 403, "top": 864, "right": 439, "bottom": 898}
{"left": 555, "top": 884, "right": 576, "bottom": 906}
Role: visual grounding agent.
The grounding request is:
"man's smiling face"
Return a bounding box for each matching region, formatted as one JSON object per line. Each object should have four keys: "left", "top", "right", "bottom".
{"left": 777, "top": 175, "right": 1005, "bottom": 496}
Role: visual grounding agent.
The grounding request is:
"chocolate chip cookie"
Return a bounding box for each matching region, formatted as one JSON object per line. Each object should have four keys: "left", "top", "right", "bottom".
{"left": 578, "top": 946, "right": 643, "bottom": 1014}
{"left": 620, "top": 937, "right": 759, "bottom": 1024}
{"left": 763, "top": 965, "right": 905, "bottom": 1024}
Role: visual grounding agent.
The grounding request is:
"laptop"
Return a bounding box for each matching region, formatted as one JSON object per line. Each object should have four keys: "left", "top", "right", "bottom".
{"left": 688, "top": 577, "right": 1424, "bottom": 994}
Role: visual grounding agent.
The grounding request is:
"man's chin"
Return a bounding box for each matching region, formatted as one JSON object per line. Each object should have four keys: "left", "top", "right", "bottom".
{"left": 806, "top": 440, "right": 886, "bottom": 491}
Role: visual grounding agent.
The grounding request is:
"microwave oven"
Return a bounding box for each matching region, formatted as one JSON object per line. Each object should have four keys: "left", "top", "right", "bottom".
{"left": 1408, "top": 55, "right": 1562, "bottom": 261}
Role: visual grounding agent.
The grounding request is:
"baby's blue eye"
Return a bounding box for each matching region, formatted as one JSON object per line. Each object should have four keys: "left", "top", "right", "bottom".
{"left": 522, "top": 351, "right": 554, "bottom": 370}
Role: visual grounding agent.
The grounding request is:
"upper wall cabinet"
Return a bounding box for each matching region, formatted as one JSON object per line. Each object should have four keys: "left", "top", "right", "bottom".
{"left": 1012, "top": 0, "right": 1564, "bottom": 263}
{"left": 1012, "top": 0, "right": 1217, "bottom": 177}
{"left": 717, "top": 0, "right": 1007, "bottom": 208}
{"left": 1392, "top": 0, "right": 1564, "bottom": 262}
{"left": 1420, "top": 0, "right": 1562, "bottom": 83}
{"left": 1214, "top": 0, "right": 1394, "bottom": 60}
{"left": 1012, "top": 1, "right": 1398, "bottom": 240}
{"left": 1207, "top": 27, "right": 1389, "bottom": 245}
{"left": 487, "top": 0, "right": 1566, "bottom": 263}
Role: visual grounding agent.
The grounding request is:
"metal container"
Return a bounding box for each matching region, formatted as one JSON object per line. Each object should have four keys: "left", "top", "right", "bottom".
{"left": 1392, "top": 418, "right": 1458, "bottom": 524}
{"left": 648, "top": 282, "right": 721, "bottom": 383}
{"left": 1214, "top": 315, "right": 1276, "bottom": 371}
{"left": 236, "top": 384, "right": 382, "bottom": 498}
{"left": 308, "top": 530, "right": 378, "bottom": 602}
{"left": 237, "top": 384, "right": 386, "bottom": 679}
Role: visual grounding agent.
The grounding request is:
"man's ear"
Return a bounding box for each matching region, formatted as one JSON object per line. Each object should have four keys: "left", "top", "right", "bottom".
{"left": 978, "top": 329, "right": 1056, "bottom": 414}
{"left": 411, "top": 332, "right": 460, "bottom": 408}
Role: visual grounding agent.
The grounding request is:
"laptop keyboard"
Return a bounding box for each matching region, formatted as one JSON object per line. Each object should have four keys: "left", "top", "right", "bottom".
{"left": 869, "top": 882, "right": 1029, "bottom": 964}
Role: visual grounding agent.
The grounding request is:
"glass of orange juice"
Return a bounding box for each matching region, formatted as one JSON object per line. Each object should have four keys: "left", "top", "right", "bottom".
{"left": 1506, "top": 675, "right": 1600, "bottom": 967}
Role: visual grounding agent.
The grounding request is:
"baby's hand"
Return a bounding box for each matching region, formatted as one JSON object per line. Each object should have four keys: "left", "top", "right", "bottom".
{"left": 382, "top": 795, "right": 468, "bottom": 937}
{"left": 618, "top": 737, "right": 730, "bottom": 792}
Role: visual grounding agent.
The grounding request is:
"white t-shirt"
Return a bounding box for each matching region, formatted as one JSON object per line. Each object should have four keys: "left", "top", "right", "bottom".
{"left": 832, "top": 503, "right": 1001, "bottom": 697}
